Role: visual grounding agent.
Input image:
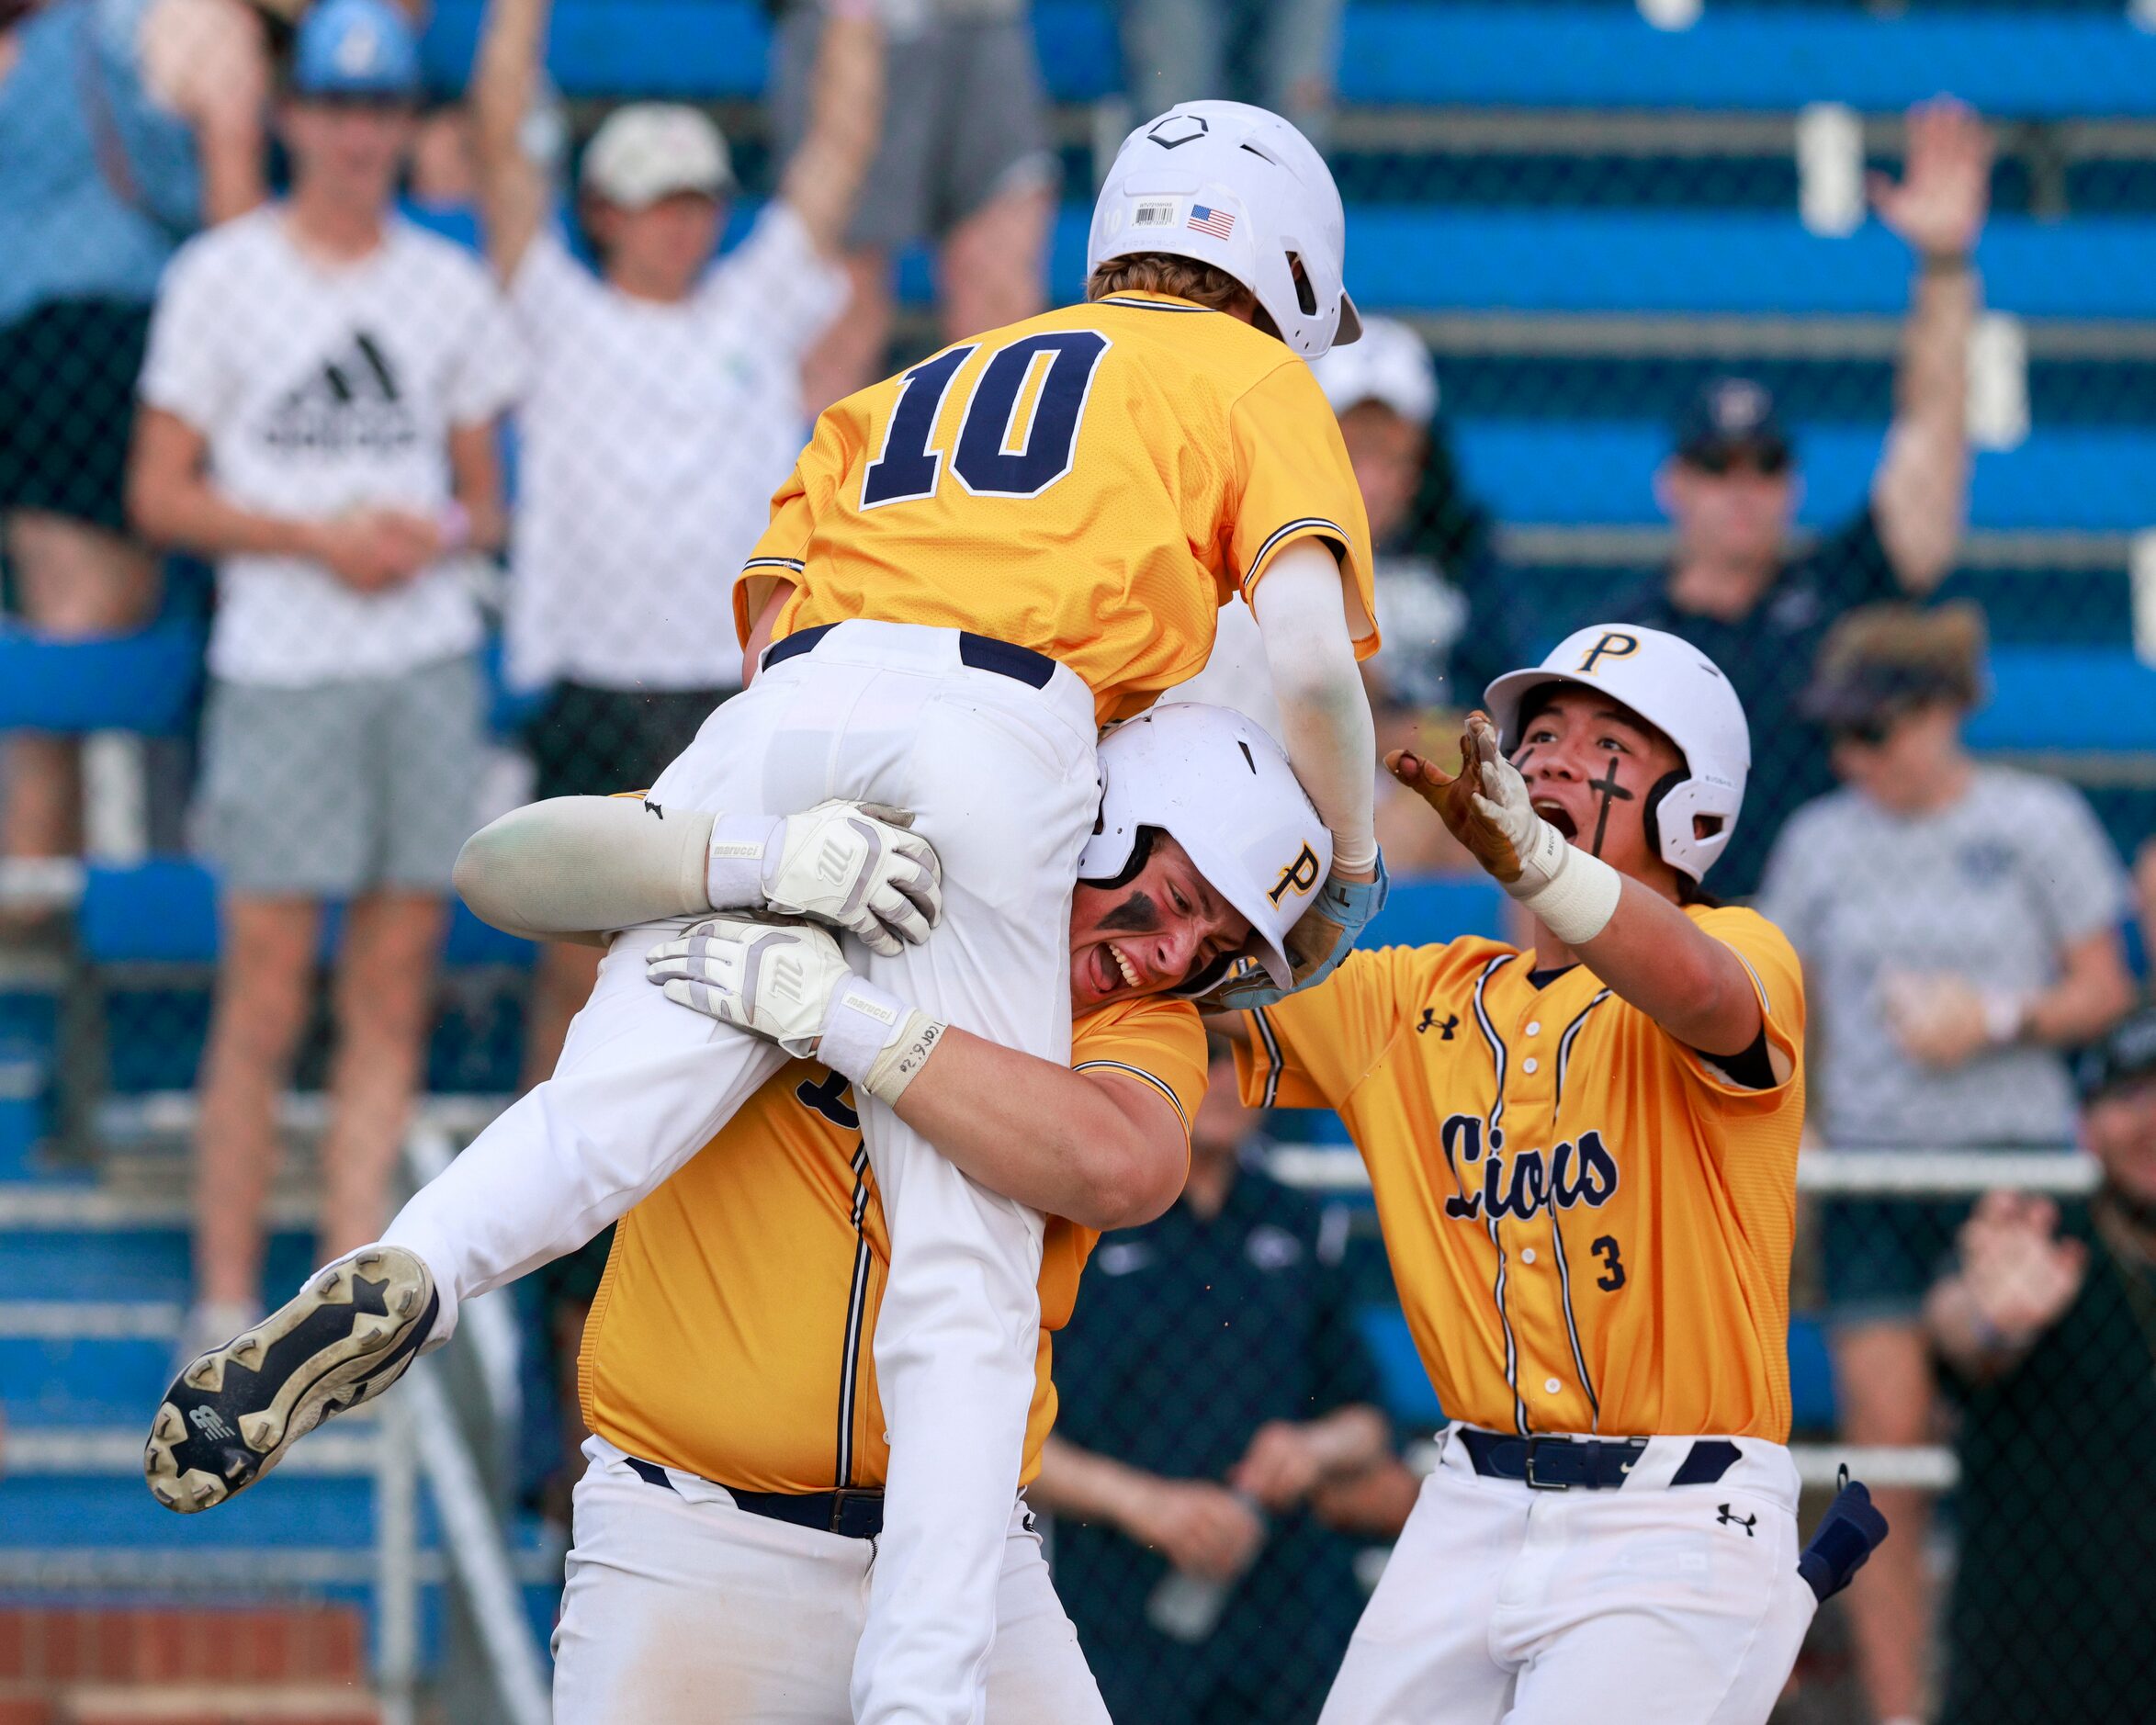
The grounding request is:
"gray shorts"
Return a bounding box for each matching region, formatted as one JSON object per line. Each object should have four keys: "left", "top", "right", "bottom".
{"left": 192, "top": 655, "right": 486, "bottom": 898}
{"left": 771, "top": 7, "right": 1057, "bottom": 252}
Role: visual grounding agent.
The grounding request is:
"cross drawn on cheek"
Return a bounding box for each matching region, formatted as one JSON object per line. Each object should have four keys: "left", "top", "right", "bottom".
{"left": 1586, "top": 760, "right": 1634, "bottom": 858}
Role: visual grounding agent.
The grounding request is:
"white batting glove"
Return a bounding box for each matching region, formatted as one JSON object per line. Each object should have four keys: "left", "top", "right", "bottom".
{"left": 1462, "top": 716, "right": 1622, "bottom": 946}
{"left": 703, "top": 800, "right": 943, "bottom": 957}
{"left": 646, "top": 917, "right": 947, "bottom": 1105}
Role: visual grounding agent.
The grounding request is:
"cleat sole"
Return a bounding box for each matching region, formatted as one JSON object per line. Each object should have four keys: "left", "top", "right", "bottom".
{"left": 144, "top": 1246, "right": 437, "bottom": 1514}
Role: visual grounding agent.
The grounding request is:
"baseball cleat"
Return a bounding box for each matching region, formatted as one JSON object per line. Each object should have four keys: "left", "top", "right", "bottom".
{"left": 144, "top": 1246, "right": 437, "bottom": 1514}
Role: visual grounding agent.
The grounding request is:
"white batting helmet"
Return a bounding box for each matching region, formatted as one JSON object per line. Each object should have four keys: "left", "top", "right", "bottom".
{"left": 1088, "top": 100, "right": 1361, "bottom": 359}
{"left": 1483, "top": 625, "right": 1751, "bottom": 884}
{"left": 1079, "top": 703, "right": 1332, "bottom": 991}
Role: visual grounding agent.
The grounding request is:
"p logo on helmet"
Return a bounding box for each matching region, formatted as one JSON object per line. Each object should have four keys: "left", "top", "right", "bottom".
{"left": 1576, "top": 631, "right": 1642, "bottom": 677}
{"left": 1269, "top": 841, "right": 1323, "bottom": 907}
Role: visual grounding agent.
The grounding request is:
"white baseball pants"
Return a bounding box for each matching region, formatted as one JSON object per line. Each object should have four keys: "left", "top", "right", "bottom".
{"left": 384, "top": 622, "right": 1100, "bottom": 1725}
{"left": 552, "top": 1438, "right": 1111, "bottom": 1725}
{"left": 1317, "top": 1427, "right": 1818, "bottom": 1725}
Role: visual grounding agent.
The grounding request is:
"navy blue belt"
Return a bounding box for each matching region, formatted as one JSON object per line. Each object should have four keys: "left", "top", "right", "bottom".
{"left": 762, "top": 623, "right": 1057, "bottom": 690}
{"left": 1459, "top": 1428, "right": 1742, "bottom": 1492}
{"left": 625, "top": 1455, "right": 886, "bottom": 1539}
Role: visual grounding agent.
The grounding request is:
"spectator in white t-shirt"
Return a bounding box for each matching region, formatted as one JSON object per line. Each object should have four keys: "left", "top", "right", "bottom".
{"left": 128, "top": 0, "right": 524, "bottom": 1355}
{"left": 469, "top": 0, "right": 880, "bottom": 1095}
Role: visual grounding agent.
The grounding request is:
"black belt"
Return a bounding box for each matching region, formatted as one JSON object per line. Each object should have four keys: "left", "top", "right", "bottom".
{"left": 625, "top": 1455, "right": 885, "bottom": 1539}
{"left": 1458, "top": 1428, "right": 1742, "bottom": 1492}
{"left": 762, "top": 623, "right": 1057, "bottom": 690}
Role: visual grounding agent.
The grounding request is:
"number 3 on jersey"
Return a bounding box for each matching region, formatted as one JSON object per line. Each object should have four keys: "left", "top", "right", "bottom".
{"left": 861, "top": 331, "right": 1112, "bottom": 508}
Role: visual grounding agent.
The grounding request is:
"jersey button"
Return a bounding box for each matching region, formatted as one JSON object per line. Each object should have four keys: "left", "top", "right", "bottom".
{"left": 1525, "top": 1020, "right": 1541, "bottom": 1037}
{"left": 1543, "top": 1378, "right": 1563, "bottom": 1395}
{"left": 1520, "top": 1247, "right": 1537, "bottom": 1264}
{"left": 1522, "top": 1056, "right": 1540, "bottom": 1074}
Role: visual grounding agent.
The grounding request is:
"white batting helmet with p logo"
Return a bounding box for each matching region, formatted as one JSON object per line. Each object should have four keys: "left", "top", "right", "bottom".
{"left": 1484, "top": 625, "right": 1751, "bottom": 884}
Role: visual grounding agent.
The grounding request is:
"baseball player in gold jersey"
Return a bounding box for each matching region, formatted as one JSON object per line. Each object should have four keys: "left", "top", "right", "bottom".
{"left": 1233, "top": 625, "right": 1887, "bottom": 1723}
{"left": 444, "top": 703, "right": 1317, "bottom": 1721}
{"left": 153, "top": 98, "right": 1383, "bottom": 1725}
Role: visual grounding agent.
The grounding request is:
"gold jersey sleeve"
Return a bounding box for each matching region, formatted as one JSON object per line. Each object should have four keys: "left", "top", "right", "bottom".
{"left": 732, "top": 293, "right": 1377, "bottom": 726}
{"left": 1239, "top": 907, "right": 1807, "bottom": 1443}
{"left": 581, "top": 993, "right": 1208, "bottom": 1494}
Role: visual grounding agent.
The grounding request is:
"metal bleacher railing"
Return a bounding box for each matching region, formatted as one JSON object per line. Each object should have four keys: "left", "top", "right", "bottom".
{"left": 0, "top": 1123, "right": 549, "bottom": 1725}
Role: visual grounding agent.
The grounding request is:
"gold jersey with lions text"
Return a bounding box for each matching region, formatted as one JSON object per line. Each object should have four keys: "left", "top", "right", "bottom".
{"left": 735, "top": 292, "right": 1378, "bottom": 726}
{"left": 581, "top": 994, "right": 1208, "bottom": 1494}
{"left": 1239, "top": 906, "right": 1806, "bottom": 1441}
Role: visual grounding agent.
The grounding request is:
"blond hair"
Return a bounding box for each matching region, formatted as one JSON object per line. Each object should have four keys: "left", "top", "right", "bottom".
{"left": 1085, "top": 254, "right": 1256, "bottom": 314}
{"left": 1817, "top": 601, "right": 1987, "bottom": 707}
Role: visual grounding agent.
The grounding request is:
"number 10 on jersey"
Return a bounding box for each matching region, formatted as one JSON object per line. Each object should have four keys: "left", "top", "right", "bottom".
{"left": 861, "top": 331, "right": 1112, "bottom": 508}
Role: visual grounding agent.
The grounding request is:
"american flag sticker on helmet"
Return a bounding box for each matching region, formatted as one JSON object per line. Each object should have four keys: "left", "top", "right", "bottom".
{"left": 1188, "top": 204, "right": 1235, "bottom": 239}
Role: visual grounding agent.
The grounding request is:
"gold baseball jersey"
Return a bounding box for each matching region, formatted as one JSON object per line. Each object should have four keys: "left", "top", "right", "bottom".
{"left": 581, "top": 994, "right": 1209, "bottom": 1494}
{"left": 1238, "top": 907, "right": 1806, "bottom": 1441}
{"left": 735, "top": 291, "right": 1379, "bottom": 726}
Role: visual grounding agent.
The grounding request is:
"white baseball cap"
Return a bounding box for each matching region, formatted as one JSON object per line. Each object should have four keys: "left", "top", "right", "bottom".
{"left": 581, "top": 104, "right": 733, "bottom": 209}
{"left": 1312, "top": 315, "right": 1439, "bottom": 425}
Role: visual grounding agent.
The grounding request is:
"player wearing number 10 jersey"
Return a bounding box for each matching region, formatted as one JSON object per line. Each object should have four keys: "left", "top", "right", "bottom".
{"left": 152, "top": 99, "right": 1383, "bottom": 1725}
{"left": 739, "top": 268, "right": 1375, "bottom": 727}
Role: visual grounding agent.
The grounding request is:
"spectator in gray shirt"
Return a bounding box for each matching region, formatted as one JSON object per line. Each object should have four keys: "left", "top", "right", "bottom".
{"left": 1756, "top": 600, "right": 2134, "bottom": 1725}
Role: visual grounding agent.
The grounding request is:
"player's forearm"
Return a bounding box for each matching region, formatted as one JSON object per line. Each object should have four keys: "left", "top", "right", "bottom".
{"left": 455, "top": 797, "right": 715, "bottom": 940}
{"left": 894, "top": 1033, "right": 1186, "bottom": 1230}
{"left": 1251, "top": 542, "right": 1378, "bottom": 877}
{"left": 741, "top": 578, "right": 795, "bottom": 685}
{"left": 1568, "top": 883, "right": 1764, "bottom": 1057}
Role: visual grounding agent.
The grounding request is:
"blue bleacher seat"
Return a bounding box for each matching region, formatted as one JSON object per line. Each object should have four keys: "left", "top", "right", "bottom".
{"left": 79, "top": 862, "right": 536, "bottom": 968}
{"left": 421, "top": 2, "right": 2156, "bottom": 120}
{"left": 1446, "top": 419, "right": 2156, "bottom": 535}
{"left": 1022, "top": 207, "right": 2156, "bottom": 324}
{"left": 0, "top": 617, "right": 205, "bottom": 735}
{"left": 1336, "top": 6, "right": 2156, "bottom": 119}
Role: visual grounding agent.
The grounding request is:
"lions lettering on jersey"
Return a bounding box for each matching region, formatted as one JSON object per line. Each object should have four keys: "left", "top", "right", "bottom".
{"left": 1239, "top": 904, "right": 1806, "bottom": 1442}
{"left": 735, "top": 293, "right": 1379, "bottom": 726}
{"left": 1437, "top": 1113, "right": 1619, "bottom": 1223}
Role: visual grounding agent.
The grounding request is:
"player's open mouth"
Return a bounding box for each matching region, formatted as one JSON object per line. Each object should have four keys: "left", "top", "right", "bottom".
{"left": 1092, "top": 943, "right": 1142, "bottom": 994}
{"left": 1534, "top": 799, "right": 1579, "bottom": 840}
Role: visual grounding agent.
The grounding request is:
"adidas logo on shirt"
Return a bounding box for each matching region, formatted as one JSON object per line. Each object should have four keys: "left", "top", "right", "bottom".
{"left": 261, "top": 330, "right": 418, "bottom": 456}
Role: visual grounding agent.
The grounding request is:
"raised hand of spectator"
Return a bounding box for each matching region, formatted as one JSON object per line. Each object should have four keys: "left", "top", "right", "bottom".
{"left": 1228, "top": 1420, "right": 1328, "bottom": 1512}
{"left": 1879, "top": 969, "right": 1997, "bottom": 1069}
{"left": 1120, "top": 1476, "right": 1266, "bottom": 1582}
{"left": 309, "top": 509, "right": 444, "bottom": 592}
{"left": 1869, "top": 96, "right": 1992, "bottom": 258}
{"left": 1958, "top": 1190, "right": 2088, "bottom": 1346}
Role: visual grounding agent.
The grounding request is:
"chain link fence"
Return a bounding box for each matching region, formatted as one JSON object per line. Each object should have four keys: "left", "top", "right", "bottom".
{"left": 4, "top": 2, "right": 2154, "bottom": 1721}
